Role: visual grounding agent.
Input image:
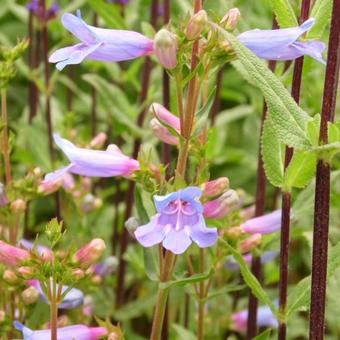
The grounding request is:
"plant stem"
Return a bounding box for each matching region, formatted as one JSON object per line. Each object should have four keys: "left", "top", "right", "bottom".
{"left": 50, "top": 278, "right": 58, "bottom": 340}
{"left": 197, "top": 248, "right": 205, "bottom": 340}
{"left": 150, "top": 251, "right": 176, "bottom": 340}
{"left": 1, "top": 89, "right": 12, "bottom": 184}
{"left": 309, "top": 1, "right": 340, "bottom": 338}
{"left": 115, "top": 0, "right": 159, "bottom": 308}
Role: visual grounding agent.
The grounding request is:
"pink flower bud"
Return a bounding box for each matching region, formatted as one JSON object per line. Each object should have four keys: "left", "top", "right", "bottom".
{"left": 72, "top": 268, "right": 85, "bottom": 280}
{"left": 0, "top": 241, "right": 30, "bottom": 266}
{"left": 240, "top": 205, "right": 256, "bottom": 220}
{"left": 18, "top": 266, "right": 34, "bottom": 279}
{"left": 38, "top": 178, "right": 62, "bottom": 195}
{"left": 154, "top": 28, "right": 177, "bottom": 69}
{"left": 240, "top": 234, "right": 262, "bottom": 253}
{"left": 186, "top": 10, "right": 208, "bottom": 40}
{"left": 10, "top": 199, "right": 26, "bottom": 213}
{"left": 150, "top": 119, "right": 179, "bottom": 145}
{"left": 74, "top": 239, "right": 106, "bottom": 268}
{"left": 89, "top": 132, "right": 107, "bottom": 149}
{"left": 0, "top": 310, "right": 5, "bottom": 323}
{"left": 225, "top": 226, "right": 244, "bottom": 239}
{"left": 203, "top": 190, "right": 239, "bottom": 219}
{"left": 3, "top": 269, "right": 18, "bottom": 284}
{"left": 202, "top": 177, "right": 230, "bottom": 198}
{"left": 220, "top": 8, "right": 241, "bottom": 30}
{"left": 21, "top": 286, "right": 39, "bottom": 305}
{"left": 0, "top": 183, "right": 8, "bottom": 207}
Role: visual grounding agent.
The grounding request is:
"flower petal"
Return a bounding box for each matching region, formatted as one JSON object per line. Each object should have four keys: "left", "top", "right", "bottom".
{"left": 162, "top": 228, "right": 192, "bottom": 254}
{"left": 188, "top": 215, "right": 218, "bottom": 248}
{"left": 134, "top": 215, "right": 165, "bottom": 247}
{"left": 291, "top": 41, "right": 326, "bottom": 64}
{"left": 154, "top": 191, "right": 180, "bottom": 212}
{"left": 44, "top": 164, "right": 74, "bottom": 183}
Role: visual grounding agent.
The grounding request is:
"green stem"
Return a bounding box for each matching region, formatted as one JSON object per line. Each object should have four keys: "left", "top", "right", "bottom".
{"left": 50, "top": 278, "right": 58, "bottom": 340}
{"left": 197, "top": 248, "right": 205, "bottom": 340}
{"left": 1, "top": 89, "right": 12, "bottom": 184}
{"left": 150, "top": 251, "right": 176, "bottom": 340}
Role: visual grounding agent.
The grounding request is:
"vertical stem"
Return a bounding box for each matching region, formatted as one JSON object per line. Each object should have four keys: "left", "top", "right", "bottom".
{"left": 309, "top": 1, "right": 340, "bottom": 338}
{"left": 1, "top": 89, "right": 12, "bottom": 184}
{"left": 246, "top": 57, "right": 277, "bottom": 339}
{"left": 66, "top": 67, "right": 75, "bottom": 112}
{"left": 91, "top": 13, "right": 98, "bottom": 138}
{"left": 50, "top": 278, "right": 58, "bottom": 340}
{"left": 278, "top": 3, "right": 310, "bottom": 339}
{"left": 197, "top": 248, "right": 205, "bottom": 340}
{"left": 115, "top": 0, "right": 159, "bottom": 308}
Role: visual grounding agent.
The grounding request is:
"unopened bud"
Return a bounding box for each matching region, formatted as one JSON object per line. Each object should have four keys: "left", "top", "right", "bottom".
{"left": 186, "top": 10, "right": 208, "bottom": 40}
{"left": 225, "top": 226, "right": 244, "bottom": 239}
{"left": 18, "top": 266, "right": 34, "bottom": 279}
{"left": 154, "top": 29, "right": 177, "bottom": 69}
{"left": 33, "top": 167, "right": 43, "bottom": 176}
{"left": 0, "top": 310, "right": 5, "bottom": 323}
{"left": 202, "top": 177, "right": 230, "bottom": 198}
{"left": 221, "top": 40, "right": 232, "bottom": 52}
{"left": 74, "top": 239, "right": 106, "bottom": 269}
{"left": 0, "top": 183, "right": 9, "bottom": 207}
{"left": 0, "top": 241, "right": 30, "bottom": 266}
{"left": 125, "top": 217, "right": 140, "bottom": 238}
{"left": 240, "top": 205, "right": 255, "bottom": 220}
{"left": 89, "top": 132, "right": 107, "bottom": 148}
{"left": 220, "top": 8, "right": 241, "bottom": 30}
{"left": 72, "top": 268, "right": 85, "bottom": 280}
{"left": 3, "top": 270, "right": 18, "bottom": 284}
{"left": 81, "top": 177, "right": 92, "bottom": 192}
{"left": 240, "top": 234, "right": 262, "bottom": 253}
{"left": 38, "top": 179, "right": 62, "bottom": 195}
{"left": 10, "top": 199, "right": 26, "bottom": 212}
{"left": 22, "top": 286, "right": 39, "bottom": 305}
{"left": 150, "top": 119, "right": 179, "bottom": 145}
{"left": 92, "top": 275, "right": 102, "bottom": 284}
{"left": 108, "top": 333, "right": 120, "bottom": 340}
{"left": 203, "top": 189, "right": 239, "bottom": 219}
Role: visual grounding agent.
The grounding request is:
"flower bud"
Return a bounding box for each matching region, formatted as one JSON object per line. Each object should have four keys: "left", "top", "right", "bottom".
{"left": 72, "top": 268, "right": 85, "bottom": 280}
{"left": 150, "top": 119, "right": 179, "bottom": 145}
{"left": 125, "top": 217, "right": 140, "bottom": 238}
{"left": 38, "top": 178, "right": 62, "bottom": 195}
{"left": 10, "top": 199, "right": 26, "bottom": 213}
{"left": 3, "top": 269, "right": 18, "bottom": 284}
{"left": 62, "top": 173, "right": 75, "bottom": 191}
{"left": 0, "top": 241, "right": 30, "bottom": 266}
{"left": 0, "top": 310, "right": 5, "bottom": 323}
{"left": 225, "top": 226, "right": 244, "bottom": 239}
{"left": 186, "top": 10, "right": 208, "bottom": 40}
{"left": 220, "top": 8, "right": 241, "bottom": 30}
{"left": 203, "top": 189, "right": 239, "bottom": 219}
{"left": 240, "top": 233, "right": 262, "bottom": 253}
{"left": 22, "top": 286, "right": 39, "bottom": 305}
{"left": 202, "top": 177, "right": 229, "bottom": 198}
{"left": 74, "top": 239, "right": 106, "bottom": 269}
{"left": 0, "top": 183, "right": 8, "bottom": 207}
{"left": 18, "top": 266, "right": 34, "bottom": 279}
{"left": 92, "top": 275, "right": 102, "bottom": 284}
{"left": 154, "top": 29, "right": 177, "bottom": 69}
{"left": 81, "top": 177, "right": 92, "bottom": 192}
{"left": 89, "top": 132, "right": 107, "bottom": 149}
{"left": 33, "top": 167, "right": 43, "bottom": 176}
{"left": 240, "top": 205, "right": 255, "bottom": 220}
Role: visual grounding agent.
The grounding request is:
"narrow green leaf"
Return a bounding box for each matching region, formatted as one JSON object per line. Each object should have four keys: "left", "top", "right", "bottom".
{"left": 219, "top": 239, "right": 278, "bottom": 316}
{"left": 222, "top": 28, "right": 312, "bottom": 149}
{"left": 172, "top": 324, "right": 196, "bottom": 340}
{"left": 284, "top": 151, "right": 317, "bottom": 190}
{"left": 308, "top": 0, "right": 332, "bottom": 39}
{"left": 268, "top": 0, "right": 298, "bottom": 27}
{"left": 87, "top": 0, "right": 126, "bottom": 29}
{"left": 261, "top": 118, "right": 284, "bottom": 187}
{"left": 253, "top": 328, "right": 272, "bottom": 340}
{"left": 135, "top": 188, "right": 150, "bottom": 224}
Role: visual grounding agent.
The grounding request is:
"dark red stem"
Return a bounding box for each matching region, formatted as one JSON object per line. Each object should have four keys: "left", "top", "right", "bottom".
{"left": 115, "top": 0, "right": 159, "bottom": 308}
{"left": 309, "top": 1, "right": 340, "bottom": 338}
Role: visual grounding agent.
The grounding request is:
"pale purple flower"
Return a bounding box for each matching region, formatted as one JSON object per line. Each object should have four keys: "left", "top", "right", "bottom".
{"left": 44, "top": 134, "right": 139, "bottom": 182}
{"left": 49, "top": 11, "right": 154, "bottom": 70}
{"left": 241, "top": 209, "right": 282, "bottom": 235}
{"left": 225, "top": 251, "right": 278, "bottom": 271}
{"left": 27, "top": 280, "right": 84, "bottom": 309}
{"left": 18, "top": 239, "right": 52, "bottom": 260}
{"left": 14, "top": 321, "right": 107, "bottom": 340}
{"left": 94, "top": 256, "right": 118, "bottom": 277}
{"left": 134, "top": 187, "right": 218, "bottom": 254}
{"left": 238, "top": 18, "right": 326, "bottom": 63}
{"left": 231, "top": 305, "right": 278, "bottom": 332}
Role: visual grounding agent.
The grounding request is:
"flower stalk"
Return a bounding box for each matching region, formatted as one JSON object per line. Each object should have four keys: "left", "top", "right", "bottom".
{"left": 1, "top": 89, "right": 12, "bottom": 184}
{"left": 309, "top": 0, "right": 340, "bottom": 338}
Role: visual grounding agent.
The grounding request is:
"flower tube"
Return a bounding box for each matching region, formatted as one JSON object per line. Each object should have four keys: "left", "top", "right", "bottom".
{"left": 135, "top": 187, "right": 218, "bottom": 254}
{"left": 49, "top": 11, "right": 154, "bottom": 70}
{"left": 44, "top": 134, "right": 139, "bottom": 182}
{"left": 238, "top": 18, "right": 326, "bottom": 63}
{"left": 0, "top": 241, "right": 30, "bottom": 266}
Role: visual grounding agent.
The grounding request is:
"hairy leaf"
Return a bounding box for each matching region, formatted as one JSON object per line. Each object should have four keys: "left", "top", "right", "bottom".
{"left": 308, "top": 0, "right": 332, "bottom": 39}
{"left": 268, "top": 0, "right": 298, "bottom": 27}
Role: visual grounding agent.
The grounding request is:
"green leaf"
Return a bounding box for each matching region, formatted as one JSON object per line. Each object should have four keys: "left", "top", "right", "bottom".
{"left": 87, "top": 0, "right": 126, "bottom": 29}
{"left": 219, "top": 239, "right": 278, "bottom": 316}
{"left": 268, "top": 0, "right": 298, "bottom": 27}
{"left": 261, "top": 118, "right": 284, "bottom": 187}
{"left": 172, "top": 324, "right": 196, "bottom": 340}
{"left": 283, "top": 151, "right": 317, "bottom": 190}
{"left": 144, "top": 247, "right": 160, "bottom": 282}
{"left": 307, "top": 114, "right": 321, "bottom": 146}
{"left": 308, "top": 0, "right": 332, "bottom": 39}
{"left": 253, "top": 329, "right": 272, "bottom": 340}
{"left": 328, "top": 121, "right": 340, "bottom": 143}
{"left": 223, "top": 28, "right": 312, "bottom": 149}
{"left": 135, "top": 187, "right": 150, "bottom": 224}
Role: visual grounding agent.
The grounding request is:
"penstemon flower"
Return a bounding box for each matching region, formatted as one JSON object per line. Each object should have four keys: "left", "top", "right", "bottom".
{"left": 44, "top": 134, "right": 139, "bottom": 182}
{"left": 14, "top": 321, "right": 107, "bottom": 340}
{"left": 231, "top": 305, "right": 278, "bottom": 332}
{"left": 49, "top": 11, "right": 154, "bottom": 70}
{"left": 27, "top": 280, "right": 84, "bottom": 309}
{"left": 0, "top": 241, "right": 30, "bottom": 266}
{"left": 238, "top": 18, "right": 326, "bottom": 63}
{"left": 134, "top": 187, "right": 218, "bottom": 254}
{"left": 240, "top": 209, "right": 283, "bottom": 234}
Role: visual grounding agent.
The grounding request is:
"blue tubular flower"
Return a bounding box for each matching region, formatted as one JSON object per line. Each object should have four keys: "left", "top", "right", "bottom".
{"left": 49, "top": 11, "right": 154, "bottom": 70}
{"left": 28, "top": 280, "right": 84, "bottom": 309}
{"left": 134, "top": 187, "right": 218, "bottom": 254}
{"left": 238, "top": 18, "right": 326, "bottom": 63}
